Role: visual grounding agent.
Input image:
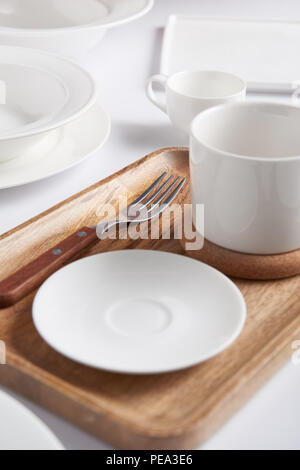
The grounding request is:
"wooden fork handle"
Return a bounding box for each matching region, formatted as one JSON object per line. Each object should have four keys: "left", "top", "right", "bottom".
{"left": 0, "top": 227, "right": 98, "bottom": 309}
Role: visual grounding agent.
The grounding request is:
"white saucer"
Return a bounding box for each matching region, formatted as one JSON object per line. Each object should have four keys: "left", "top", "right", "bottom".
{"left": 33, "top": 250, "right": 247, "bottom": 375}
{"left": 0, "top": 389, "right": 64, "bottom": 450}
{"left": 0, "top": 103, "right": 110, "bottom": 189}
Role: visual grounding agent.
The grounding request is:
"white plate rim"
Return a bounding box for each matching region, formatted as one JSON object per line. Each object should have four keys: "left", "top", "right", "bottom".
{"left": 32, "top": 250, "right": 247, "bottom": 375}
{"left": 0, "top": 102, "right": 111, "bottom": 190}
{"left": 0, "top": 389, "right": 64, "bottom": 450}
{"left": 0, "top": 45, "right": 98, "bottom": 141}
{"left": 0, "top": 0, "right": 154, "bottom": 34}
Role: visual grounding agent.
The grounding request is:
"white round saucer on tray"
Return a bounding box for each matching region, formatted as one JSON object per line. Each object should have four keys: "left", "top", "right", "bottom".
{"left": 0, "top": 389, "right": 64, "bottom": 450}
{"left": 0, "top": 103, "right": 110, "bottom": 189}
{"left": 33, "top": 250, "right": 247, "bottom": 375}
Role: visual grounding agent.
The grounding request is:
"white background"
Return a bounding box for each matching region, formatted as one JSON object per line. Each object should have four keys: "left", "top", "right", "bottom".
{"left": 1, "top": 0, "right": 300, "bottom": 450}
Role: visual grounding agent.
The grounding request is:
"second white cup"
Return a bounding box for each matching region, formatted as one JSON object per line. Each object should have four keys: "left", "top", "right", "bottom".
{"left": 146, "top": 70, "right": 246, "bottom": 134}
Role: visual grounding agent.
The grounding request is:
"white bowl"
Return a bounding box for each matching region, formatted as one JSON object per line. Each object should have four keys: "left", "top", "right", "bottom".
{"left": 0, "top": 103, "right": 111, "bottom": 189}
{"left": 0, "top": 65, "right": 68, "bottom": 137}
{"left": 0, "top": 0, "right": 154, "bottom": 58}
{"left": 0, "top": 45, "right": 97, "bottom": 162}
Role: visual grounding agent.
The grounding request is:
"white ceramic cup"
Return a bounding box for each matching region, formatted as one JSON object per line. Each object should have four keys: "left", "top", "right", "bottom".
{"left": 146, "top": 70, "right": 246, "bottom": 134}
{"left": 190, "top": 101, "right": 300, "bottom": 255}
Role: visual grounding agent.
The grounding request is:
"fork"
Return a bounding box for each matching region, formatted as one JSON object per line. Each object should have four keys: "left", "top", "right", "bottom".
{"left": 0, "top": 173, "right": 186, "bottom": 308}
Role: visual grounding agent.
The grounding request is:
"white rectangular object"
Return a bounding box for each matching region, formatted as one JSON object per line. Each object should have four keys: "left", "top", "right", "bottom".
{"left": 161, "top": 15, "right": 300, "bottom": 93}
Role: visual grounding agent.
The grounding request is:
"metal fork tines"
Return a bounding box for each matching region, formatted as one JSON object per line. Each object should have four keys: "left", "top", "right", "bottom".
{"left": 127, "top": 172, "right": 186, "bottom": 221}
{"left": 96, "top": 173, "right": 186, "bottom": 235}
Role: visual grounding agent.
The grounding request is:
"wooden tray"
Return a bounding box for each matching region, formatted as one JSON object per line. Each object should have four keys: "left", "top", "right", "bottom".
{"left": 1, "top": 147, "right": 300, "bottom": 450}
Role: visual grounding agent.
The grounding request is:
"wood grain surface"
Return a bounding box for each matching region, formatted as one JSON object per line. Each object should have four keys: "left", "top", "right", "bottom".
{"left": 0, "top": 148, "right": 299, "bottom": 450}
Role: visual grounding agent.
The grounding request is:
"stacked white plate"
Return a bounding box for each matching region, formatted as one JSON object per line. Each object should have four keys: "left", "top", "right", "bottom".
{"left": 0, "top": 45, "right": 110, "bottom": 189}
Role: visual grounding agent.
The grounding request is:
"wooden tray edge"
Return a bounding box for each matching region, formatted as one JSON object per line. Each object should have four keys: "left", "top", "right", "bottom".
{"left": 0, "top": 147, "right": 189, "bottom": 243}
{"left": 2, "top": 313, "right": 299, "bottom": 450}
{"left": 0, "top": 333, "right": 293, "bottom": 450}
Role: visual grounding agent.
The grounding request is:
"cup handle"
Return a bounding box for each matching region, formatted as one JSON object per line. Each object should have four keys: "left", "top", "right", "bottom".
{"left": 146, "top": 74, "right": 168, "bottom": 113}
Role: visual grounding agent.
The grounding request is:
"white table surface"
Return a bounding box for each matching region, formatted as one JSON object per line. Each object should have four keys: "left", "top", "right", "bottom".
{"left": 1, "top": 0, "right": 300, "bottom": 451}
